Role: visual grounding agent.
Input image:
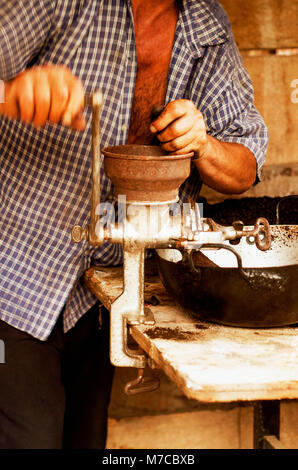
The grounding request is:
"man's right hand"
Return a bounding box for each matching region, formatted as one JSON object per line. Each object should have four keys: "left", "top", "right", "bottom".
{"left": 0, "top": 64, "right": 86, "bottom": 130}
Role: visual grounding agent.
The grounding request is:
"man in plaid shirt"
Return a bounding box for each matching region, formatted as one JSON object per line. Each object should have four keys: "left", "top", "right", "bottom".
{"left": 0, "top": 0, "right": 268, "bottom": 448}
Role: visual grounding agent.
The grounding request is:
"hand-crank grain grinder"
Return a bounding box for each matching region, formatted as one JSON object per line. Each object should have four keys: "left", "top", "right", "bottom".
{"left": 71, "top": 91, "right": 272, "bottom": 373}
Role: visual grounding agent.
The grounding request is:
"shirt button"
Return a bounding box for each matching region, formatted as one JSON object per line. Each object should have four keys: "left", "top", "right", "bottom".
{"left": 121, "top": 124, "right": 127, "bottom": 131}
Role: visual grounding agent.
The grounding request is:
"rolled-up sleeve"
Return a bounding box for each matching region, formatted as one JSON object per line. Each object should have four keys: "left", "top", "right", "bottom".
{"left": 203, "top": 31, "right": 269, "bottom": 183}
{"left": 0, "top": 0, "right": 55, "bottom": 80}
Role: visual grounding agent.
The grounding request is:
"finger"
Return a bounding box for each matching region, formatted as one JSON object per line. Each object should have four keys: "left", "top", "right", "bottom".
{"left": 70, "top": 112, "right": 86, "bottom": 131}
{"left": 61, "top": 75, "right": 84, "bottom": 127}
{"left": 48, "top": 69, "right": 69, "bottom": 123}
{"left": 157, "top": 115, "right": 194, "bottom": 143}
{"left": 167, "top": 142, "right": 196, "bottom": 156}
{"left": 33, "top": 70, "right": 51, "bottom": 127}
{"left": 16, "top": 74, "right": 35, "bottom": 123}
{"left": 161, "top": 130, "right": 198, "bottom": 153}
{"left": 161, "top": 113, "right": 206, "bottom": 149}
{"left": 150, "top": 99, "right": 194, "bottom": 133}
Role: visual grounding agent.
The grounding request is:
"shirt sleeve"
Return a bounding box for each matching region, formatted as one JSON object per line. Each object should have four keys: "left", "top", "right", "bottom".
{"left": 180, "top": 24, "right": 269, "bottom": 203}
{"left": 202, "top": 29, "right": 269, "bottom": 183}
{"left": 0, "top": 0, "right": 56, "bottom": 80}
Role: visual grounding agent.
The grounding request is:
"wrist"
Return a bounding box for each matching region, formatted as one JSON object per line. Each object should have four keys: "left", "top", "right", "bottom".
{"left": 192, "top": 134, "right": 213, "bottom": 163}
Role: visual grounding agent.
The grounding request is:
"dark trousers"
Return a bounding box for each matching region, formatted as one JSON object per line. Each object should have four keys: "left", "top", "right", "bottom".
{"left": 0, "top": 304, "right": 114, "bottom": 449}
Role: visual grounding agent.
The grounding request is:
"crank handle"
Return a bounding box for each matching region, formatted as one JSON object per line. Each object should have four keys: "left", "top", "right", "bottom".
{"left": 238, "top": 217, "right": 272, "bottom": 251}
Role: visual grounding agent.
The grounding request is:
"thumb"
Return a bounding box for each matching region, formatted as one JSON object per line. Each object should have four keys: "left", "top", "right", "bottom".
{"left": 0, "top": 82, "right": 19, "bottom": 120}
{"left": 70, "top": 111, "right": 86, "bottom": 131}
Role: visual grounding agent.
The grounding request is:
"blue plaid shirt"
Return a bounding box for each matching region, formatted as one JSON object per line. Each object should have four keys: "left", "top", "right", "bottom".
{"left": 0, "top": 0, "right": 268, "bottom": 340}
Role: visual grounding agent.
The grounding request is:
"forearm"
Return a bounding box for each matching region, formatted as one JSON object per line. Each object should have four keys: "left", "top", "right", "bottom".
{"left": 194, "top": 135, "right": 257, "bottom": 194}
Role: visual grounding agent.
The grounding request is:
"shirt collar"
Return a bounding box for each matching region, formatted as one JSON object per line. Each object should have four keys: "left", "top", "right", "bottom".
{"left": 180, "top": 0, "right": 229, "bottom": 58}
{"left": 124, "top": 0, "right": 229, "bottom": 58}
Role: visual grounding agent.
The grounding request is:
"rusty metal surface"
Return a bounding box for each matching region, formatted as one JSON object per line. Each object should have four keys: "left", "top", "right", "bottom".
{"left": 102, "top": 145, "right": 192, "bottom": 203}
{"left": 72, "top": 90, "right": 104, "bottom": 245}
{"left": 90, "top": 91, "right": 103, "bottom": 244}
{"left": 124, "top": 367, "right": 160, "bottom": 396}
{"left": 253, "top": 401, "right": 283, "bottom": 449}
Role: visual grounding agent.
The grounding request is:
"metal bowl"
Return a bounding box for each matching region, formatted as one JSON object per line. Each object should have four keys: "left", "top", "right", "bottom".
{"left": 102, "top": 145, "right": 193, "bottom": 204}
{"left": 156, "top": 224, "right": 298, "bottom": 328}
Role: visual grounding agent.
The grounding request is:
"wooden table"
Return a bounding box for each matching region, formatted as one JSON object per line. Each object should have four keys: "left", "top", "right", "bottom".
{"left": 84, "top": 260, "right": 298, "bottom": 449}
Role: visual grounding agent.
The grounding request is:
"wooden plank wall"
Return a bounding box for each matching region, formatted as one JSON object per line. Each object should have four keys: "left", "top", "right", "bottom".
{"left": 219, "top": 0, "right": 298, "bottom": 166}
{"left": 220, "top": 0, "right": 297, "bottom": 50}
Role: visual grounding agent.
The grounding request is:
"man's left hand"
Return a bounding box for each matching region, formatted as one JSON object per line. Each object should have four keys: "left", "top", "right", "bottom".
{"left": 150, "top": 99, "right": 208, "bottom": 158}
